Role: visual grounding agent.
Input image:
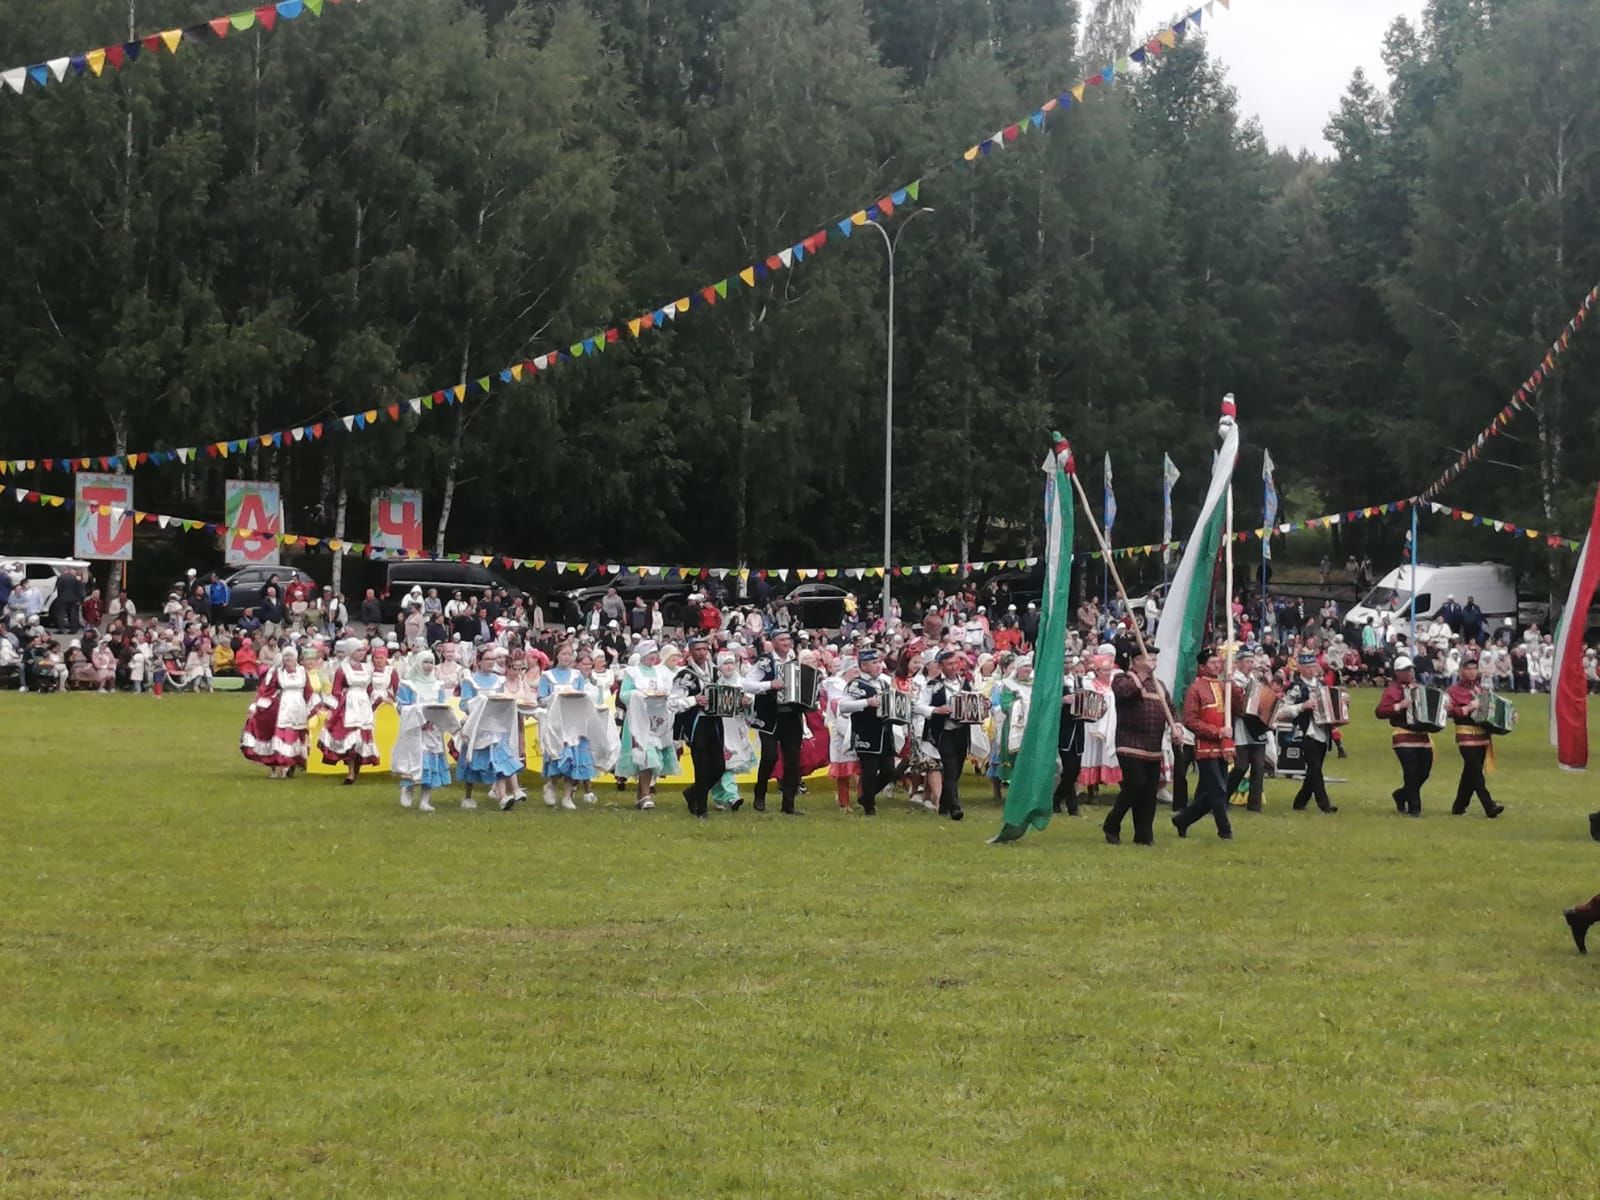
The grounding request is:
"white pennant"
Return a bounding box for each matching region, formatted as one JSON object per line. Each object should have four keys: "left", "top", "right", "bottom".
{"left": 556, "top": 560, "right": 567, "bottom": 573}
{"left": 341, "top": 415, "right": 355, "bottom": 432}
{"left": 47, "top": 58, "right": 70, "bottom": 82}
{"left": 1, "top": 69, "right": 26, "bottom": 94}
{"left": 775, "top": 568, "right": 789, "bottom": 582}
{"left": 408, "top": 397, "right": 422, "bottom": 414}
{"left": 778, "top": 248, "right": 793, "bottom": 268}
{"left": 290, "top": 428, "right": 305, "bottom": 443}
{"left": 848, "top": 567, "right": 864, "bottom": 580}
{"left": 157, "top": 515, "right": 170, "bottom": 529}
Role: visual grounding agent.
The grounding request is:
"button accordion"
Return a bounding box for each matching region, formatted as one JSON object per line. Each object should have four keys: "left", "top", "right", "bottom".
{"left": 778, "top": 661, "right": 821, "bottom": 710}
{"left": 1242, "top": 680, "right": 1282, "bottom": 733}
{"left": 1311, "top": 685, "right": 1350, "bottom": 728}
{"left": 1468, "top": 690, "right": 1517, "bottom": 735}
{"left": 706, "top": 684, "right": 747, "bottom": 718}
{"left": 881, "top": 682, "right": 914, "bottom": 724}
{"left": 1404, "top": 685, "right": 1448, "bottom": 732}
{"left": 1066, "top": 690, "right": 1108, "bottom": 722}
{"left": 948, "top": 690, "right": 989, "bottom": 724}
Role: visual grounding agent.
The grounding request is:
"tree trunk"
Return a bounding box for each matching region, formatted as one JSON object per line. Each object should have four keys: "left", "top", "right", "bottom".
{"left": 434, "top": 195, "right": 486, "bottom": 557}
{"left": 331, "top": 486, "right": 349, "bottom": 599}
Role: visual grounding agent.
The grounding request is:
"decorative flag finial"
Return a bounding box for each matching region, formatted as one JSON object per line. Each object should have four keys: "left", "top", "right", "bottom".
{"left": 1219, "top": 392, "right": 1237, "bottom": 436}
{"left": 1051, "top": 431, "right": 1075, "bottom": 474}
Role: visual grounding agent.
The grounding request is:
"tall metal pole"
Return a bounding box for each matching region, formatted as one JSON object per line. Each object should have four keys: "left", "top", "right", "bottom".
{"left": 1409, "top": 501, "right": 1419, "bottom": 646}
{"left": 865, "top": 208, "right": 934, "bottom": 630}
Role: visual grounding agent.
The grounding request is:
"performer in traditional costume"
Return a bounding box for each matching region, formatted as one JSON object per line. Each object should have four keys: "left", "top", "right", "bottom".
{"left": 1375, "top": 655, "right": 1431, "bottom": 817}
{"left": 1079, "top": 654, "right": 1122, "bottom": 799}
{"left": 241, "top": 645, "right": 315, "bottom": 778}
{"left": 1282, "top": 652, "right": 1337, "bottom": 814}
{"left": 319, "top": 640, "right": 380, "bottom": 784}
{"left": 539, "top": 641, "right": 616, "bottom": 810}
{"left": 502, "top": 651, "right": 541, "bottom": 804}
{"left": 370, "top": 644, "right": 402, "bottom": 710}
{"left": 1053, "top": 658, "right": 1088, "bottom": 815}
{"left": 743, "top": 630, "right": 807, "bottom": 815}
{"left": 1446, "top": 657, "right": 1505, "bottom": 818}
{"left": 458, "top": 646, "right": 523, "bottom": 810}
{"left": 391, "top": 652, "right": 454, "bottom": 812}
{"left": 707, "top": 652, "right": 757, "bottom": 812}
{"left": 1224, "top": 651, "right": 1270, "bottom": 812}
{"left": 839, "top": 649, "right": 899, "bottom": 816}
{"left": 435, "top": 642, "right": 464, "bottom": 693}
{"left": 619, "top": 640, "right": 678, "bottom": 811}
{"left": 671, "top": 638, "right": 720, "bottom": 818}
{"left": 917, "top": 650, "right": 969, "bottom": 822}
{"left": 1105, "top": 648, "right": 1175, "bottom": 844}
{"left": 989, "top": 655, "right": 1032, "bottom": 803}
{"left": 1172, "top": 647, "right": 1248, "bottom": 840}
{"left": 823, "top": 654, "right": 862, "bottom": 810}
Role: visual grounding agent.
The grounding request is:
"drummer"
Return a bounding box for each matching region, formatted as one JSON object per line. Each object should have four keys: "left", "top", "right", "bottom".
{"left": 1445, "top": 657, "right": 1506, "bottom": 819}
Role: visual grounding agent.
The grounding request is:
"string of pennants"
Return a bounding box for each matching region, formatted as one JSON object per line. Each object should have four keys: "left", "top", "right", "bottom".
{"left": 7, "top": 486, "right": 1579, "bottom": 579}
{"left": 0, "top": 0, "right": 346, "bottom": 98}
{"left": 1418, "top": 278, "right": 1600, "bottom": 502}
{"left": 0, "top": 1, "right": 1231, "bottom": 477}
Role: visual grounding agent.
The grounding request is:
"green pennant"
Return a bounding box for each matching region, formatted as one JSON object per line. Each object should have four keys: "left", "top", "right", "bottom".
{"left": 305, "top": 0, "right": 323, "bottom": 13}
{"left": 906, "top": 180, "right": 920, "bottom": 202}
{"left": 421, "top": 395, "right": 433, "bottom": 410}
{"left": 476, "top": 375, "right": 490, "bottom": 392}
{"left": 714, "top": 279, "right": 729, "bottom": 300}
{"left": 570, "top": 342, "right": 585, "bottom": 357}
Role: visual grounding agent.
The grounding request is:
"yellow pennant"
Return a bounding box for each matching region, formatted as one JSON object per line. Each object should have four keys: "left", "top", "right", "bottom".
{"left": 510, "top": 363, "right": 523, "bottom": 381}
{"left": 160, "top": 29, "right": 183, "bottom": 53}
{"left": 1158, "top": 28, "right": 1178, "bottom": 47}
{"left": 627, "top": 318, "right": 642, "bottom": 337}
{"left": 86, "top": 49, "right": 106, "bottom": 76}
{"left": 1072, "top": 84, "right": 1085, "bottom": 102}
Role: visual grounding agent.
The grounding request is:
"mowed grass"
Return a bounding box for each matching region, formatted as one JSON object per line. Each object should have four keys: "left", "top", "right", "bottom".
{"left": 3, "top": 690, "right": 1599, "bottom": 1198}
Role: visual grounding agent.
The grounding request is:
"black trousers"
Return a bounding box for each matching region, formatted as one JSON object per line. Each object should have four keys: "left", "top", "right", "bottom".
{"left": 1293, "top": 738, "right": 1333, "bottom": 811}
{"left": 1393, "top": 745, "right": 1432, "bottom": 815}
{"left": 1171, "top": 742, "right": 1194, "bottom": 811}
{"left": 1053, "top": 748, "right": 1082, "bottom": 815}
{"left": 1225, "top": 742, "right": 1266, "bottom": 811}
{"left": 1452, "top": 744, "right": 1496, "bottom": 814}
{"left": 1175, "top": 757, "right": 1232, "bottom": 837}
{"left": 683, "top": 715, "right": 725, "bottom": 816}
{"left": 1105, "top": 754, "right": 1159, "bottom": 844}
{"left": 937, "top": 731, "right": 967, "bottom": 816}
{"left": 857, "top": 748, "right": 900, "bottom": 813}
{"left": 755, "top": 710, "right": 804, "bottom": 810}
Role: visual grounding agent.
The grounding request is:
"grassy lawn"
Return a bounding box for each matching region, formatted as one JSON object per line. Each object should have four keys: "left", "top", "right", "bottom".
{"left": 3, "top": 689, "right": 1599, "bottom": 1198}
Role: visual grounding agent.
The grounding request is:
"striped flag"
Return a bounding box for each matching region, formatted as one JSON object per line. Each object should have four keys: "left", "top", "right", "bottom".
{"left": 1552, "top": 483, "right": 1600, "bottom": 769}
{"left": 1262, "top": 449, "right": 1278, "bottom": 559}
{"left": 1103, "top": 452, "right": 1116, "bottom": 536}
{"left": 1155, "top": 398, "right": 1240, "bottom": 704}
{"left": 991, "top": 436, "right": 1076, "bottom": 844}
{"left": 1162, "top": 453, "right": 1180, "bottom": 565}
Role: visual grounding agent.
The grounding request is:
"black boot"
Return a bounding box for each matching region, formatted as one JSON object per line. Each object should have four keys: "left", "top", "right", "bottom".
{"left": 1590, "top": 811, "right": 1600, "bottom": 843}
{"left": 1564, "top": 908, "right": 1593, "bottom": 954}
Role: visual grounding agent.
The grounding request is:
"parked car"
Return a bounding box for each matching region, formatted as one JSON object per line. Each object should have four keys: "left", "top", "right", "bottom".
{"left": 561, "top": 574, "right": 695, "bottom": 629}
{"left": 781, "top": 582, "right": 851, "bottom": 630}
{"left": 380, "top": 559, "right": 523, "bottom": 623}
{"left": 166, "top": 565, "right": 318, "bottom": 623}
{"left": 3, "top": 556, "right": 91, "bottom": 628}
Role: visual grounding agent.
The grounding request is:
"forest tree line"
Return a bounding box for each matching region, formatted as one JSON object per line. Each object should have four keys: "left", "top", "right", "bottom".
{"left": 1, "top": 0, "right": 1598, "bottom": 594}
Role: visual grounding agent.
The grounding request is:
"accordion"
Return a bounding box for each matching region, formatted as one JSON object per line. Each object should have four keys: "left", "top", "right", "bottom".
{"left": 1405, "top": 685, "right": 1449, "bottom": 732}
{"left": 705, "top": 684, "right": 747, "bottom": 718}
{"left": 1242, "top": 680, "right": 1282, "bottom": 732}
{"left": 948, "top": 690, "right": 989, "bottom": 724}
{"left": 882, "top": 683, "right": 914, "bottom": 724}
{"left": 1066, "top": 690, "right": 1108, "bottom": 722}
{"left": 778, "top": 661, "right": 821, "bottom": 710}
{"left": 1311, "top": 685, "right": 1350, "bottom": 728}
{"left": 1468, "top": 690, "right": 1517, "bottom": 735}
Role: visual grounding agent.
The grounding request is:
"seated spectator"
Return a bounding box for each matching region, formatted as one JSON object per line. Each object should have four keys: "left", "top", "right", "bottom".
{"left": 213, "top": 640, "right": 237, "bottom": 677}
{"left": 234, "top": 637, "right": 260, "bottom": 689}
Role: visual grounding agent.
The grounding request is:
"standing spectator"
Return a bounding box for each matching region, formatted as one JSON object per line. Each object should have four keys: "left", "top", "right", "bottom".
{"left": 285, "top": 574, "right": 313, "bottom": 627}
{"left": 1461, "top": 596, "right": 1485, "bottom": 646}
{"left": 629, "top": 595, "right": 650, "bottom": 635}
{"left": 82, "top": 587, "right": 103, "bottom": 630}
{"left": 359, "top": 587, "right": 384, "bottom": 632}
{"left": 188, "top": 571, "right": 212, "bottom": 622}
{"left": 423, "top": 587, "right": 443, "bottom": 620}
{"left": 208, "top": 573, "right": 231, "bottom": 618}
{"left": 55, "top": 567, "right": 86, "bottom": 633}
{"left": 1318, "top": 555, "right": 1331, "bottom": 586}
{"left": 601, "top": 586, "right": 627, "bottom": 628}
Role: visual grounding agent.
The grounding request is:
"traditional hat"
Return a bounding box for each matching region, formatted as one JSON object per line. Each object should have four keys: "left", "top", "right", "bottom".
{"left": 638, "top": 639, "right": 659, "bottom": 656}
{"left": 1393, "top": 655, "right": 1414, "bottom": 671}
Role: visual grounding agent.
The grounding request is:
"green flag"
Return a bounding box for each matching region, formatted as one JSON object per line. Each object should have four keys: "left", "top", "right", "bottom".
{"left": 991, "top": 437, "right": 1075, "bottom": 844}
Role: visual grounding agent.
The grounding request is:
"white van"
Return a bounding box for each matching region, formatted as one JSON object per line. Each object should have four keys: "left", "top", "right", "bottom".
{"left": 2, "top": 556, "right": 92, "bottom": 624}
{"left": 1344, "top": 562, "right": 1516, "bottom": 635}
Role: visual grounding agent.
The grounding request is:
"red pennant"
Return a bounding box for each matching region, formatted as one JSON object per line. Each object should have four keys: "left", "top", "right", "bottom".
{"left": 1003, "top": 124, "right": 1020, "bottom": 141}
{"left": 605, "top": 327, "right": 619, "bottom": 344}
{"left": 386, "top": 404, "right": 400, "bottom": 421}
{"left": 877, "top": 196, "right": 895, "bottom": 216}
{"left": 40, "top": 461, "right": 52, "bottom": 472}
{"left": 209, "top": 17, "right": 231, "bottom": 37}
{"left": 701, "top": 286, "right": 718, "bottom": 305}
{"left": 141, "top": 34, "right": 163, "bottom": 52}
{"left": 311, "top": 423, "right": 324, "bottom": 439}
{"left": 105, "top": 44, "right": 126, "bottom": 69}
{"left": 205, "top": 445, "right": 220, "bottom": 459}
{"left": 641, "top": 313, "right": 655, "bottom": 330}
{"left": 256, "top": 6, "right": 278, "bottom": 31}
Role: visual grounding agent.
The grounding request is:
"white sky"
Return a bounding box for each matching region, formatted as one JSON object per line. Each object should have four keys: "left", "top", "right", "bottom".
{"left": 1138, "top": 0, "right": 1428, "bottom": 155}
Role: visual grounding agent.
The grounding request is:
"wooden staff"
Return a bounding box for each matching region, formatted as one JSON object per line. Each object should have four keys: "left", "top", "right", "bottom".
{"left": 1066, "top": 470, "right": 1180, "bottom": 733}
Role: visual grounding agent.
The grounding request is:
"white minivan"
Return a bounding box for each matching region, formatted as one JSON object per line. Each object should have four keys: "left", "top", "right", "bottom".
{"left": 1343, "top": 561, "right": 1516, "bottom": 636}
{"left": 2, "top": 556, "right": 92, "bottom": 625}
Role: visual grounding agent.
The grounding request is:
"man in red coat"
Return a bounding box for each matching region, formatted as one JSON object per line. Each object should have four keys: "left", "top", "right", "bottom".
{"left": 1445, "top": 657, "right": 1505, "bottom": 818}
{"left": 1374, "top": 655, "right": 1431, "bottom": 817}
{"left": 1172, "top": 647, "right": 1248, "bottom": 841}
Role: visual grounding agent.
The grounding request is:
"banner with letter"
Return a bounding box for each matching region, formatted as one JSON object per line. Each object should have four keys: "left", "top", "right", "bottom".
{"left": 224, "top": 481, "right": 283, "bottom": 565}
{"left": 73, "top": 472, "right": 134, "bottom": 560}
{"left": 370, "top": 488, "right": 423, "bottom": 556}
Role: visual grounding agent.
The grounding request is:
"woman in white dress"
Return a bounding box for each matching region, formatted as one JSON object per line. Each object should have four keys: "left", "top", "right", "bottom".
{"left": 618, "top": 640, "right": 677, "bottom": 811}
{"left": 1079, "top": 653, "right": 1122, "bottom": 799}
{"left": 390, "top": 652, "right": 453, "bottom": 812}
{"left": 318, "top": 640, "right": 380, "bottom": 785}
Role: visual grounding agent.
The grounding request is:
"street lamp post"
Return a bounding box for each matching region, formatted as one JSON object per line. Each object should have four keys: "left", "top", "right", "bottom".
{"left": 864, "top": 207, "right": 934, "bottom": 629}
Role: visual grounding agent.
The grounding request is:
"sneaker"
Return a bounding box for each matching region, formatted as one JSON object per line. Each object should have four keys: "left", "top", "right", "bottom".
{"left": 636, "top": 796, "right": 656, "bottom": 811}
{"left": 582, "top": 791, "right": 598, "bottom": 806}
{"left": 498, "top": 793, "right": 517, "bottom": 812}
{"left": 559, "top": 793, "right": 578, "bottom": 811}
{"left": 460, "top": 798, "right": 477, "bottom": 810}
{"left": 400, "top": 792, "right": 413, "bottom": 809}
{"left": 418, "top": 798, "right": 436, "bottom": 813}
{"left": 543, "top": 786, "right": 558, "bottom": 809}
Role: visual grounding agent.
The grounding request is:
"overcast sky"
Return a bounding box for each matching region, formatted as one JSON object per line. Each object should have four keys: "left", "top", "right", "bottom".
{"left": 1137, "top": 0, "right": 1428, "bottom": 155}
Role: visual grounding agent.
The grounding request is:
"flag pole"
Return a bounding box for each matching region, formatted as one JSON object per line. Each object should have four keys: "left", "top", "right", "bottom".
{"left": 1067, "top": 470, "right": 1180, "bottom": 732}
{"left": 1223, "top": 465, "right": 1236, "bottom": 739}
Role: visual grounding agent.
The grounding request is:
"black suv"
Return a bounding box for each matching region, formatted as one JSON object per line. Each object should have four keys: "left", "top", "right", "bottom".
{"left": 381, "top": 560, "right": 523, "bottom": 623}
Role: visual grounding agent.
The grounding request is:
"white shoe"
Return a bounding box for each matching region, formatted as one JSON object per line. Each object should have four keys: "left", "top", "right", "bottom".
{"left": 460, "top": 798, "right": 477, "bottom": 810}
{"left": 543, "top": 785, "right": 558, "bottom": 808}
{"left": 636, "top": 795, "right": 656, "bottom": 811}
{"left": 514, "top": 788, "right": 528, "bottom": 801}
{"left": 560, "top": 793, "right": 578, "bottom": 811}
{"left": 498, "top": 792, "right": 517, "bottom": 812}
{"left": 582, "top": 791, "right": 597, "bottom": 805}
{"left": 418, "top": 797, "right": 435, "bottom": 813}
{"left": 400, "top": 791, "right": 413, "bottom": 809}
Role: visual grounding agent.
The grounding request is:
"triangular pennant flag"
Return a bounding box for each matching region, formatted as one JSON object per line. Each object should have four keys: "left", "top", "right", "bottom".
{"left": 1071, "top": 84, "right": 1085, "bottom": 102}
{"left": 256, "top": 6, "right": 279, "bottom": 32}
{"left": 738, "top": 267, "right": 755, "bottom": 288}
{"left": 627, "top": 318, "right": 642, "bottom": 337}
{"left": 305, "top": 0, "right": 324, "bottom": 13}
{"left": 1159, "top": 28, "right": 1178, "bottom": 47}
{"left": 230, "top": 12, "right": 256, "bottom": 32}
{"left": 209, "top": 16, "right": 232, "bottom": 36}
{"left": 47, "top": 57, "right": 71, "bottom": 81}
{"left": 86, "top": 48, "right": 107, "bottom": 75}
{"left": 277, "top": 0, "right": 306, "bottom": 19}
{"left": 160, "top": 29, "right": 183, "bottom": 53}
{"left": 3, "top": 68, "right": 30, "bottom": 93}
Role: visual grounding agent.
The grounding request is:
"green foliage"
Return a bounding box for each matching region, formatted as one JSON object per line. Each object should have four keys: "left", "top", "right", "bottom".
{"left": 2, "top": 0, "right": 1599, "bottom": 585}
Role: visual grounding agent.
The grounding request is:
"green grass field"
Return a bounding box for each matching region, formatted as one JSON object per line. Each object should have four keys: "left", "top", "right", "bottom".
{"left": 4, "top": 690, "right": 1599, "bottom": 1198}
